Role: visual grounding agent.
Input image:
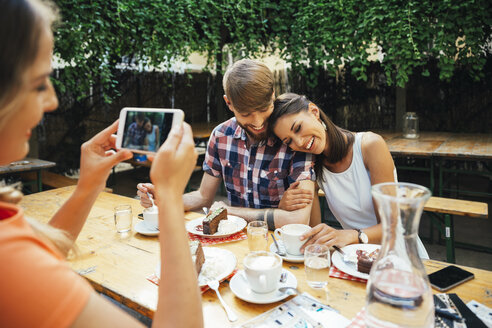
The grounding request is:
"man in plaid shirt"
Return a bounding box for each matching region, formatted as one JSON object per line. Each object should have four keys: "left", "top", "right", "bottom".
{"left": 138, "top": 60, "right": 317, "bottom": 229}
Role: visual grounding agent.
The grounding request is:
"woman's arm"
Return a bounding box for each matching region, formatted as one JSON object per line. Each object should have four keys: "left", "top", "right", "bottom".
{"left": 300, "top": 133, "right": 395, "bottom": 248}
{"left": 155, "top": 126, "right": 160, "bottom": 149}
{"left": 49, "top": 121, "right": 133, "bottom": 250}
{"left": 361, "top": 132, "right": 397, "bottom": 243}
{"left": 72, "top": 123, "right": 203, "bottom": 328}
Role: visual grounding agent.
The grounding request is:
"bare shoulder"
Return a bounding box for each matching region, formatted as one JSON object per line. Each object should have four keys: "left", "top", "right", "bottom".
{"left": 361, "top": 131, "right": 386, "bottom": 150}
{"left": 360, "top": 132, "right": 392, "bottom": 169}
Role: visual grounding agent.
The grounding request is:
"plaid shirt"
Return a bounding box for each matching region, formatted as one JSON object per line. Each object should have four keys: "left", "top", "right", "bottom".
{"left": 203, "top": 118, "right": 315, "bottom": 208}
{"left": 126, "top": 122, "right": 147, "bottom": 146}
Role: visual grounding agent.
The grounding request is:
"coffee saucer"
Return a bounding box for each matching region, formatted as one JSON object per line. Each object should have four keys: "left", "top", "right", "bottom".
{"left": 269, "top": 242, "right": 304, "bottom": 263}
{"left": 229, "top": 269, "right": 297, "bottom": 304}
{"left": 134, "top": 220, "right": 159, "bottom": 236}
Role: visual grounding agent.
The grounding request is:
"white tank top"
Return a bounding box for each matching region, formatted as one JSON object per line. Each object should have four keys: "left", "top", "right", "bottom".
{"left": 319, "top": 133, "right": 376, "bottom": 230}
{"left": 318, "top": 132, "right": 429, "bottom": 259}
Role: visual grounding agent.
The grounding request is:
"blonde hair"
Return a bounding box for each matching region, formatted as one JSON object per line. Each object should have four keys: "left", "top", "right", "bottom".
{"left": 0, "top": 0, "right": 71, "bottom": 255}
{"left": 0, "top": 0, "right": 59, "bottom": 131}
{"left": 222, "top": 59, "right": 274, "bottom": 113}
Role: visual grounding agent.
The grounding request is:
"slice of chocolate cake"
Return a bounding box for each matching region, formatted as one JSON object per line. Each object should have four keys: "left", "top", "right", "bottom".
{"left": 189, "top": 240, "right": 205, "bottom": 274}
{"left": 356, "top": 249, "right": 380, "bottom": 274}
{"left": 203, "top": 207, "right": 228, "bottom": 235}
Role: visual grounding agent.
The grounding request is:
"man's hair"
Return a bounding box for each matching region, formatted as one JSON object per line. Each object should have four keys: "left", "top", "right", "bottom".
{"left": 222, "top": 59, "right": 274, "bottom": 113}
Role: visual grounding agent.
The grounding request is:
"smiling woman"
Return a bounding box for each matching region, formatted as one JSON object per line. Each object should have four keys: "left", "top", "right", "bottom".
{"left": 0, "top": 1, "right": 202, "bottom": 327}
{"left": 268, "top": 93, "right": 429, "bottom": 258}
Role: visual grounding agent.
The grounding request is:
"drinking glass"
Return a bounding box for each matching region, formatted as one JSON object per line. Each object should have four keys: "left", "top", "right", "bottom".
{"left": 304, "top": 244, "right": 330, "bottom": 288}
{"left": 247, "top": 220, "right": 268, "bottom": 252}
{"left": 114, "top": 204, "right": 133, "bottom": 233}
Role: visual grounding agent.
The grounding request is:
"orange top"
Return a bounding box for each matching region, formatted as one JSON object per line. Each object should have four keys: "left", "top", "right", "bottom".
{"left": 0, "top": 202, "right": 92, "bottom": 328}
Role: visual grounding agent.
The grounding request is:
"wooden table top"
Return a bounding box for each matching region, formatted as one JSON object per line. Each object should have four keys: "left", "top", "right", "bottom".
{"left": 191, "top": 122, "right": 221, "bottom": 140}
{"left": 20, "top": 186, "right": 492, "bottom": 327}
{"left": 379, "top": 131, "right": 492, "bottom": 159}
{"left": 0, "top": 157, "right": 56, "bottom": 174}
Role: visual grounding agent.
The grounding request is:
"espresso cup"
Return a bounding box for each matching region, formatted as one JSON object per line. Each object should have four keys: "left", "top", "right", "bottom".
{"left": 243, "top": 251, "right": 282, "bottom": 293}
{"left": 274, "top": 224, "right": 311, "bottom": 256}
{"left": 143, "top": 206, "right": 159, "bottom": 230}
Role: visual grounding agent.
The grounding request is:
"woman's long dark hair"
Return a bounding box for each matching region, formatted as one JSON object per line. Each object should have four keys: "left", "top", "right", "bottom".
{"left": 268, "top": 93, "right": 354, "bottom": 180}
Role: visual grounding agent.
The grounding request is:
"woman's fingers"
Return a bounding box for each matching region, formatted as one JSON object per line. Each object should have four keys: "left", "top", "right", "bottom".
{"left": 160, "top": 124, "right": 183, "bottom": 152}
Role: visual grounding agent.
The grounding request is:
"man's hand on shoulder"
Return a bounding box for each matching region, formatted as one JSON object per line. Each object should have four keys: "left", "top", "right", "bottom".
{"left": 279, "top": 181, "right": 313, "bottom": 211}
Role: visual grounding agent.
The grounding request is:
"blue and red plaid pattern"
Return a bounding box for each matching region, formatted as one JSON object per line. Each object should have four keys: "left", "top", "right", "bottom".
{"left": 203, "top": 118, "right": 315, "bottom": 208}
{"left": 125, "top": 122, "right": 147, "bottom": 146}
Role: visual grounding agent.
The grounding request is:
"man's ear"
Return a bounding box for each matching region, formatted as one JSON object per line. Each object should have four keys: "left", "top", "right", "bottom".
{"left": 308, "top": 103, "right": 320, "bottom": 119}
{"left": 223, "top": 95, "right": 234, "bottom": 113}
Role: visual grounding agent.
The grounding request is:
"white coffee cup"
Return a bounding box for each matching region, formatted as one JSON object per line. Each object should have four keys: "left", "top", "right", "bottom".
{"left": 143, "top": 206, "right": 159, "bottom": 230}
{"left": 274, "top": 224, "right": 311, "bottom": 256}
{"left": 243, "top": 251, "right": 282, "bottom": 294}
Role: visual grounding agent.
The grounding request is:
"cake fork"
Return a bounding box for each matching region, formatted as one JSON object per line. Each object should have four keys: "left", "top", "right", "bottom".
{"left": 333, "top": 245, "right": 353, "bottom": 263}
{"left": 207, "top": 280, "right": 238, "bottom": 322}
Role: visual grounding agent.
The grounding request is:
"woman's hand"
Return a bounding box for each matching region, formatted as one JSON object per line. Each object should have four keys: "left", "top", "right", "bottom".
{"left": 78, "top": 120, "right": 133, "bottom": 192}
{"left": 299, "top": 223, "right": 358, "bottom": 252}
{"left": 278, "top": 181, "right": 313, "bottom": 211}
{"left": 150, "top": 122, "right": 197, "bottom": 198}
{"left": 137, "top": 183, "right": 155, "bottom": 208}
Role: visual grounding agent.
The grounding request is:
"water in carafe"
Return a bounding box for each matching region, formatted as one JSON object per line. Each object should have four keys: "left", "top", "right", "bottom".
{"left": 365, "top": 182, "right": 434, "bottom": 328}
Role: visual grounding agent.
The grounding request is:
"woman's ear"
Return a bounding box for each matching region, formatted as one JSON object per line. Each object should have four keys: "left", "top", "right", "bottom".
{"left": 308, "top": 103, "right": 320, "bottom": 119}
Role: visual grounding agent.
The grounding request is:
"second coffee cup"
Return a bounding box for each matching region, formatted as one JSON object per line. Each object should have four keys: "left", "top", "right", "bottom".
{"left": 274, "top": 224, "right": 310, "bottom": 256}
{"left": 143, "top": 206, "right": 159, "bottom": 231}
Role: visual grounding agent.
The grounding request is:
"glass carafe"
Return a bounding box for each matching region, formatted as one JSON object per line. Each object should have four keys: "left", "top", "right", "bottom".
{"left": 365, "top": 182, "right": 434, "bottom": 328}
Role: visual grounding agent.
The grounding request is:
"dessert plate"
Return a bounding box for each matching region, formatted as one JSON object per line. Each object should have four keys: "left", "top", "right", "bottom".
{"left": 156, "top": 247, "right": 237, "bottom": 287}
{"left": 134, "top": 220, "right": 159, "bottom": 236}
{"left": 331, "top": 243, "right": 381, "bottom": 280}
{"left": 186, "top": 215, "right": 247, "bottom": 239}
{"left": 230, "top": 269, "right": 297, "bottom": 304}
{"left": 269, "top": 241, "right": 304, "bottom": 263}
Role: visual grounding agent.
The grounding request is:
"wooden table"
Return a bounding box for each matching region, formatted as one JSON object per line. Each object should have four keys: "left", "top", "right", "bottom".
{"left": 0, "top": 157, "right": 56, "bottom": 192}
{"left": 20, "top": 186, "right": 492, "bottom": 326}
{"left": 379, "top": 132, "right": 492, "bottom": 194}
{"left": 191, "top": 122, "right": 220, "bottom": 141}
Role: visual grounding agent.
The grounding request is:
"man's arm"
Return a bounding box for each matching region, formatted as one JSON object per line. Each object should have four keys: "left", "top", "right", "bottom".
{"left": 183, "top": 173, "right": 221, "bottom": 211}
{"left": 138, "top": 173, "right": 221, "bottom": 212}
{"left": 215, "top": 180, "right": 315, "bottom": 229}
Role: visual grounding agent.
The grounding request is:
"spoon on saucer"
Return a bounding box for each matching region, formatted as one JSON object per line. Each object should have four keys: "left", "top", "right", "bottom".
{"left": 271, "top": 234, "right": 286, "bottom": 257}
{"left": 278, "top": 286, "right": 299, "bottom": 296}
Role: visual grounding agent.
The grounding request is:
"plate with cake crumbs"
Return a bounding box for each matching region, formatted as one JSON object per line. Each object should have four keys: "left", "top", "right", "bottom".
{"left": 186, "top": 215, "right": 247, "bottom": 238}
{"left": 156, "top": 247, "right": 237, "bottom": 287}
{"left": 331, "top": 244, "right": 381, "bottom": 280}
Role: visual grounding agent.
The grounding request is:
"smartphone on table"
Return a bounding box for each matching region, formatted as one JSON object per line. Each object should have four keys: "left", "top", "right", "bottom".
{"left": 116, "top": 107, "right": 184, "bottom": 155}
{"left": 428, "top": 265, "right": 474, "bottom": 292}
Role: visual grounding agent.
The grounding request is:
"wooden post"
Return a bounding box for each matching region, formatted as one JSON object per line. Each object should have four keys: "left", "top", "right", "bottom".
{"left": 395, "top": 85, "right": 406, "bottom": 131}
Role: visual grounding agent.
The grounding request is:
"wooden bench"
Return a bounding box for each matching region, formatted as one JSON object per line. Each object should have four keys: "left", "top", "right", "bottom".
{"left": 20, "top": 171, "right": 113, "bottom": 193}
{"left": 317, "top": 190, "right": 488, "bottom": 263}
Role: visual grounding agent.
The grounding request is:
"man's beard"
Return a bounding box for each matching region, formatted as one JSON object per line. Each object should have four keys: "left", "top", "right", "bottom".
{"left": 237, "top": 121, "right": 268, "bottom": 142}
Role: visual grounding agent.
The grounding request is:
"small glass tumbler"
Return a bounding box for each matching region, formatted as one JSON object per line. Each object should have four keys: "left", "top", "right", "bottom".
{"left": 304, "top": 244, "right": 330, "bottom": 288}
{"left": 114, "top": 204, "right": 133, "bottom": 233}
{"left": 247, "top": 220, "right": 268, "bottom": 252}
